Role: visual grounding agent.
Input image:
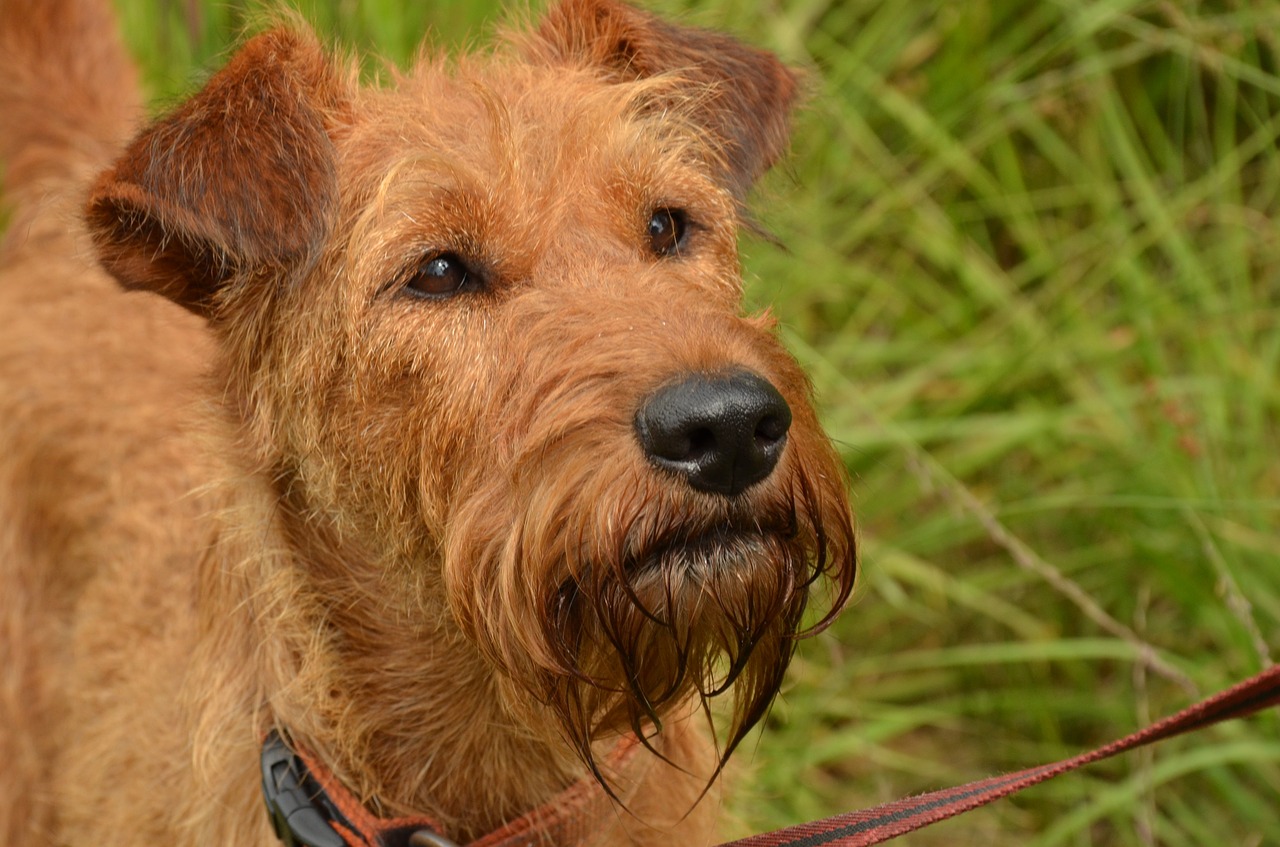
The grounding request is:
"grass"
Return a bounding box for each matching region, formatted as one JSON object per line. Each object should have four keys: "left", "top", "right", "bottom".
{"left": 113, "top": 1, "right": 1280, "bottom": 844}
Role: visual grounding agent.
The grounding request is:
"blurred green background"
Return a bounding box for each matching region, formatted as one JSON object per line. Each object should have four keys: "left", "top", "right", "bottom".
{"left": 116, "top": 1, "right": 1280, "bottom": 844}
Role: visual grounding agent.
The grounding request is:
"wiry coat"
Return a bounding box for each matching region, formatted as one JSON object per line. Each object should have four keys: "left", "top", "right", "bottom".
{"left": 0, "top": 1, "right": 856, "bottom": 844}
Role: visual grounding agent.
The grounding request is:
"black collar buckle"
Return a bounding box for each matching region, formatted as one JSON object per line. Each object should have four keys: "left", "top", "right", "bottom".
{"left": 260, "top": 731, "right": 459, "bottom": 847}
{"left": 261, "top": 730, "right": 348, "bottom": 847}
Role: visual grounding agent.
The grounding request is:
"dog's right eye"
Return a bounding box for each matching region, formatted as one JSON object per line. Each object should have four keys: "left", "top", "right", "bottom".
{"left": 403, "top": 253, "right": 479, "bottom": 300}
{"left": 647, "top": 208, "right": 690, "bottom": 258}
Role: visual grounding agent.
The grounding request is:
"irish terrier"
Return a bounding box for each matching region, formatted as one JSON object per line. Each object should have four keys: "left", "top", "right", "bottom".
{"left": 0, "top": 0, "right": 856, "bottom": 844}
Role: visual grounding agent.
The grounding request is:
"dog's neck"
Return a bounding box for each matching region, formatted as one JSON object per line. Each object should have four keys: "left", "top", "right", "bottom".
{"left": 203, "top": 464, "right": 608, "bottom": 842}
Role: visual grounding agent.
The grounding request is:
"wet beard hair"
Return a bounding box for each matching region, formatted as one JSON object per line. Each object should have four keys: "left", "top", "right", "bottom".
{"left": 540, "top": 480, "right": 850, "bottom": 789}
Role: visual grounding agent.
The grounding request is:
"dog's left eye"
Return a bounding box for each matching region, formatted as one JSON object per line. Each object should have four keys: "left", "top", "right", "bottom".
{"left": 646, "top": 208, "right": 689, "bottom": 258}
{"left": 404, "top": 253, "right": 478, "bottom": 300}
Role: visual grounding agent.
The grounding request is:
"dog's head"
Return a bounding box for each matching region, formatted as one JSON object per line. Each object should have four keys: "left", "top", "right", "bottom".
{"left": 85, "top": 0, "right": 855, "bottom": 788}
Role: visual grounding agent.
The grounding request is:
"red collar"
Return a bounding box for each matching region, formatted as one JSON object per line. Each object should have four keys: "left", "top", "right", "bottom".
{"left": 261, "top": 730, "right": 641, "bottom": 847}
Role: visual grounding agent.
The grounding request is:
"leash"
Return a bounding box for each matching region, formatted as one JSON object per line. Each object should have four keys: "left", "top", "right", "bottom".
{"left": 262, "top": 665, "right": 1278, "bottom": 847}
{"left": 717, "top": 664, "right": 1280, "bottom": 846}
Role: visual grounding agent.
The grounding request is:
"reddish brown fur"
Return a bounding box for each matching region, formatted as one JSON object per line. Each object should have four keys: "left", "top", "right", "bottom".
{"left": 0, "top": 1, "right": 856, "bottom": 845}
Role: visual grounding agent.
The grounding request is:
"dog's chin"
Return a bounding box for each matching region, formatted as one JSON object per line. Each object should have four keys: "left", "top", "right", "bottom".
{"left": 541, "top": 527, "right": 810, "bottom": 773}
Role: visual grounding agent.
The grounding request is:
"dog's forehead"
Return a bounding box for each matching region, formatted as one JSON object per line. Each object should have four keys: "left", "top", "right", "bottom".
{"left": 327, "top": 52, "right": 743, "bottom": 299}
{"left": 341, "top": 57, "right": 723, "bottom": 207}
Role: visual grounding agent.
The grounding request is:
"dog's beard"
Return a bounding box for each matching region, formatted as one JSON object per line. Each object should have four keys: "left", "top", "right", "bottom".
{"left": 546, "top": 528, "right": 814, "bottom": 776}
{"left": 445, "top": 434, "right": 855, "bottom": 789}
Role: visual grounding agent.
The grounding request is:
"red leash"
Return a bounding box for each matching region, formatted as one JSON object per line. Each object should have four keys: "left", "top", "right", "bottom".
{"left": 719, "top": 664, "right": 1280, "bottom": 846}
{"left": 264, "top": 666, "right": 1278, "bottom": 847}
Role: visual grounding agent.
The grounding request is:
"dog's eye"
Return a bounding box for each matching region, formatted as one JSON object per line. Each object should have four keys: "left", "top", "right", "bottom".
{"left": 404, "top": 253, "right": 477, "bottom": 300}
{"left": 646, "top": 208, "right": 689, "bottom": 258}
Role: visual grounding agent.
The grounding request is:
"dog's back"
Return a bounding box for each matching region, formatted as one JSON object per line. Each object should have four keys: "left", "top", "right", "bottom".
{"left": 0, "top": 2, "right": 213, "bottom": 843}
{"left": 0, "top": 0, "right": 139, "bottom": 216}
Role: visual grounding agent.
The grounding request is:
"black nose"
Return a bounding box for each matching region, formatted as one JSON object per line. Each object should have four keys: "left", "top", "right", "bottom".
{"left": 635, "top": 370, "right": 792, "bottom": 497}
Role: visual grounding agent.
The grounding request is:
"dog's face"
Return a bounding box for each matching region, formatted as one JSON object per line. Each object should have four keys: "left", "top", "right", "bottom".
{"left": 86, "top": 0, "right": 855, "bottom": 776}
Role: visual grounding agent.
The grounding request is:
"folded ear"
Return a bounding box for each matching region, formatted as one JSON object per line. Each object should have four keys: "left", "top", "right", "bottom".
{"left": 86, "top": 29, "right": 344, "bottom": 319}
{"left": 533, "top": 0, "right": 799, "bottom": 198}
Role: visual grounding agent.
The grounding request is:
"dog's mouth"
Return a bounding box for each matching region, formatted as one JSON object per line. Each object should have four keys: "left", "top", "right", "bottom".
{"left": 548, "top": 520, "right": 810, "bottom": 657}
{"left": 551, "top": 520, "right": 803, "bottom": 608}
{"left": 629, "top": 526, "right": 787, "bottom": 579}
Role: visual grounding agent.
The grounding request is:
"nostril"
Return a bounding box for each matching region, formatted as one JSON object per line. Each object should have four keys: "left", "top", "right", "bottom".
{"left": 755, "top": 413, "right": 787, "bottom": 446}
{"left": 686, "top": 427, "right": 717, "bottom": 462}
{"left": 638, "top": 417, "right": 715, "bottom": 465}
{"left": 635, "top": 369, "right": 792, "bottom": 497}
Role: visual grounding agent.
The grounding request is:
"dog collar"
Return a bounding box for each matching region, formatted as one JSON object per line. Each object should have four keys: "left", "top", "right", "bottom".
{"left": 261, "top": 730, "right": 640, "bottom": 847}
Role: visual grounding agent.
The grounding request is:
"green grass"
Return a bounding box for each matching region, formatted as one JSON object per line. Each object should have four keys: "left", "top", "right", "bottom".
{"left": 117, "top": 1, "right": 1280, "bottom": 844}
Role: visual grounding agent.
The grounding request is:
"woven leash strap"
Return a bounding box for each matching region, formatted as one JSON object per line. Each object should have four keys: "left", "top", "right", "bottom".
{"left": 266, "top": 733, "right": 643, "bottom": 847}
{"left": 719, "top": 664, "right": 1280, "bottom": 847}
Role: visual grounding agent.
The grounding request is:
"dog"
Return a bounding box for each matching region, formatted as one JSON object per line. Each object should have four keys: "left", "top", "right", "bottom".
{"left": 0, "top": 0, "right": 856, "bottom": 844}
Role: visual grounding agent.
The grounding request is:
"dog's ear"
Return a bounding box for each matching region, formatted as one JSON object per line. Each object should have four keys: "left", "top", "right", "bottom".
{"left": 86, "top": 29, "right": 343, "bottom": 319}
{"left": 533, "top": 0, "right": 799, "bottom": 198}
